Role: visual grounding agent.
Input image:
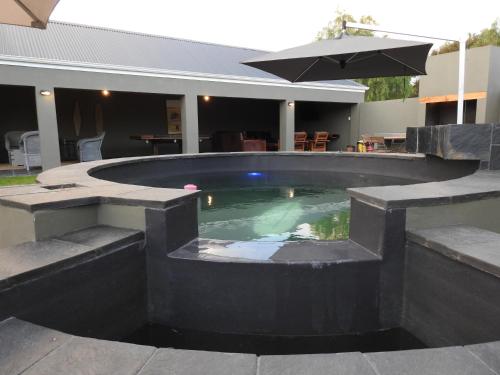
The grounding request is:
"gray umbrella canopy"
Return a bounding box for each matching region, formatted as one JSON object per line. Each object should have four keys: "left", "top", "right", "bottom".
{"left": 0, "top": 0, "right": 60, "bottom": 29}
{"left": 242, "top": 35, "right": 433, "bottom": 82}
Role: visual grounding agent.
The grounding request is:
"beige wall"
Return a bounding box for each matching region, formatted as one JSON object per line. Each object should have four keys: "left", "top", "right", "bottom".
{"left": 352, "top": 46, "right": 500, "bottom": 142}
{"left": 0, "top": 206, "right": 36, "bottom": 247}
{"left": 419, "top": 46, "right": 492, "bottom": 98}
{"left": 485, "top": 47, "right": 500, "bottom": 123}
{"left": 351, "top": 98, "right": 423, "bottom": 143}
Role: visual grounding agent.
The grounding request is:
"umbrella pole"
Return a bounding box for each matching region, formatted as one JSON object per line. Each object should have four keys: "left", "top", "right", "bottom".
{"left": 456, "top": 39, "right": 466, "bottom": 124}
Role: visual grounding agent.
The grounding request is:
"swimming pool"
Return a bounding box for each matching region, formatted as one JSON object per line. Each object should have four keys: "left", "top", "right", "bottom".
{"left": 159, "top": 170, "right": 416, "bottom": 242}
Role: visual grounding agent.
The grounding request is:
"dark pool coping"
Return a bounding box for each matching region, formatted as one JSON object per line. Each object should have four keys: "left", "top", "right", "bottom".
{"left": 0, "top": 152, "right": 426, "bottom": 212}
{"left": 2, "top": 318, "right": 500, "bottom": 375}
{"left": 33, "top": 151, "right": 497, "bottom": 214}
{"left": 349, "top": 170, "right": 500, "bottom": 209}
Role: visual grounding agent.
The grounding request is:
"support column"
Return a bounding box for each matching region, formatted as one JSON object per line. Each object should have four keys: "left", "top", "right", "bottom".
{"left": 35, "top": 86, "right": 61, "bottom": 170}
{"left": 279, "top": 100, "right": 295, "bottom": 151}
{"left": 181, "top": 93, "right": 199, "bottom": 154}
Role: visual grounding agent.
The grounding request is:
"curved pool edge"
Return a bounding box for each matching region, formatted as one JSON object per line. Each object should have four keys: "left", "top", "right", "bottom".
{"left": 3, "top": 317, "right": 500, "bottom": 374}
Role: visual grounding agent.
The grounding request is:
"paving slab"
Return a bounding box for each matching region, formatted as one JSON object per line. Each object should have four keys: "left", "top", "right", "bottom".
{"left": 23, "top": 336, "right": 155, "bottom": 375}
{"left": 0, "top": 185, "right": 48, "bottom": 197}
{"left": 467, "top": 341, "right": 500, "bottom": 374}
{"left": 0, "top": 318, "right": 71, "bottom": 375}
{"left": 137, "top": 348, "right": 257, "bottom": 375}
{"left": 103, "top": 187, "right": 198, "bottom": 209}
{"left": 57, "top": 225, "right": 144, "bottom": 253}
{"left": 257, "top": 352, "right": 376, "bottom": 375}
{"left": 407, "top": 225, "right": 500, "bottom": 278}
{"left": 365, "top": 347, "right": 497, "bottom": 375}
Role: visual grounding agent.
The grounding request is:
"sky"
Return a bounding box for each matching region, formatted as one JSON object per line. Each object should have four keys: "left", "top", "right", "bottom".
{"left": 51, "top": 0, "right": 500, "bottom": 52}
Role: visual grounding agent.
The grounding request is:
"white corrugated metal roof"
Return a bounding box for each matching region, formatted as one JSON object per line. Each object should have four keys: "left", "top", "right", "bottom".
{"left": 0, "top": 21, "right": 365, "bottom": 90}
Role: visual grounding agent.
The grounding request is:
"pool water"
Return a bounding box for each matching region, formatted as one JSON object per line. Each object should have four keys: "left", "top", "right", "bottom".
{"left": 199, "top": 185, "right": 350, "bottom": 241}
{"left": 156, "top": 171, "right": 416, "bottom": 243}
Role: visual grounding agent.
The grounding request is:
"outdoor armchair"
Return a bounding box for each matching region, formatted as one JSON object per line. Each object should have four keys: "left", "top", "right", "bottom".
{"left": 19, "top": 131, "right": 42, "bottom": 171}
{"left": 77, "top": 132, "right": 105, "bottom": 162}
{"left": 294, "top": 131, "right": 308, "bottom": 151}
{"left": 4, "top": 130, "right": 27, "bottom": 166}
{"left": 308, "top": 131, "right": 329, "bottom": 152}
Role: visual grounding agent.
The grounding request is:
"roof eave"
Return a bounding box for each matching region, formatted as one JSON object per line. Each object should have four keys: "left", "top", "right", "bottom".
{"left": 0, "top": 54, "right": 367, "bottom": 93}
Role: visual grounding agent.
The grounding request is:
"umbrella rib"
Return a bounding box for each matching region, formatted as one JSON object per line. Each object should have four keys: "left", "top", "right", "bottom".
{"left": 14, "top": 0, "right": 44, "bottom": 26}
{"left": 322, "top": 56, "right": 340, "bottom": 65}
{"left": 293, "top": 57, "right": 322, "bottom": 82}
{"left": 347, "top": 53, "right": 380, "bottom": 64}
{"left": 345, "top": 53, "right": 360, "bottom": 64}
{"left": 380, "top": 52, "right": 426, "bottom": 75}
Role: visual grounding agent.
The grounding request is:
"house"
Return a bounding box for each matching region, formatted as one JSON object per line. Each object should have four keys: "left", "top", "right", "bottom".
{"left": 0, "top": 22, "right": 366, "bottom": 170}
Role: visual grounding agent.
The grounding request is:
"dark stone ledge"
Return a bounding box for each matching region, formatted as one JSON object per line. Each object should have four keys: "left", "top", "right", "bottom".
{"left": 0, "top": 225, "right": 144, "bottom": 290}
{"left": 407, "top": 225, "right": 500, "bottom": 278}
{"left": 348, "top": 170, "right": 500, "bottom": 209}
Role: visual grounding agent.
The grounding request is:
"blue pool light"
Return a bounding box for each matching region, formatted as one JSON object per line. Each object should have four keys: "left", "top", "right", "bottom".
{"left": 247, "top": 172, "right": 263, "bottom": 177}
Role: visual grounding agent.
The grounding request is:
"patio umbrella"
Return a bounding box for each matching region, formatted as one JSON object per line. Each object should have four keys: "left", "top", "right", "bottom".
{"left": 242, "top": 35, "right": 433, "bottom": 82}
{"left": 0, "top": 0, "right": 60, "bottom": 29}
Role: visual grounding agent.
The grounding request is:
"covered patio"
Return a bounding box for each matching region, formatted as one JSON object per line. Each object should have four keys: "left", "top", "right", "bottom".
{"left": 0, "top": 21, "right": 366, "bottom": 171}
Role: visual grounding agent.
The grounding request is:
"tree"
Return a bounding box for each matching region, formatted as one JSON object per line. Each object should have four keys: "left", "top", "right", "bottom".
{"left": 432, "top": 19, "right": 500, "bottom": 55}
{"left": 317, "top": 10, "right": 418, "bottom": 102}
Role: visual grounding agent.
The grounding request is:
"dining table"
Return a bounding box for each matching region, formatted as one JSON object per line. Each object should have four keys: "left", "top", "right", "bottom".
{"left": 130, "top": 134, "right": 211, "bottom": 154}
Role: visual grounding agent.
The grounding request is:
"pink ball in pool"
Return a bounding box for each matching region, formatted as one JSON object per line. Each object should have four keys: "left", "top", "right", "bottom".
{"left": 184, "top": 184, "right": 198, "bottom": 190}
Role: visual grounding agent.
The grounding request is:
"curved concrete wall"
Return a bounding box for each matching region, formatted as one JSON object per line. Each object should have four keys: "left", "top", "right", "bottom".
{"left": 90, "top": 152, "right": 479, "bottom": 187}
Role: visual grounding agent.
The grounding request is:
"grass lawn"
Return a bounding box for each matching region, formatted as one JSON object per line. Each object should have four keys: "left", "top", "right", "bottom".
{"left": 0, "top": 175, "right": 38, "bottom": 187}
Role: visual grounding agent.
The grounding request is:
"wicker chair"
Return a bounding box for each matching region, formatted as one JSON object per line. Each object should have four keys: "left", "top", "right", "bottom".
{"left": 19, "top": 131, "right": 42, "bottom": 171}
{"left": 4, "top": 130, "right": 27, "bottom": 166}
{"left": 77, "top": 133, "right": 105, "bottom": 162}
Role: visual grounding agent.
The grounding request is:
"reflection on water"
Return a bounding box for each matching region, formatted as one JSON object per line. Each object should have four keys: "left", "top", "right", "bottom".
{"left": 198, "top": 240, "right": 285, "bottom": 260}
{"left": 199, "top": 186, "right": 350, "bottom": 242}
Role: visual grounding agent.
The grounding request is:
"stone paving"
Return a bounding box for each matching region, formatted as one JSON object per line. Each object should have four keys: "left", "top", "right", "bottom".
{"left": 2, "top": 318, "right": 500, "bottom": 375}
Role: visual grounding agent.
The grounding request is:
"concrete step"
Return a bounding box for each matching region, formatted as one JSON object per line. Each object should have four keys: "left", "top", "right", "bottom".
{"left": 0, "top": 225, "right": 145, "bottom": 290}
{"left": 407, "top": 225, "right": 500, "bottom": 278}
